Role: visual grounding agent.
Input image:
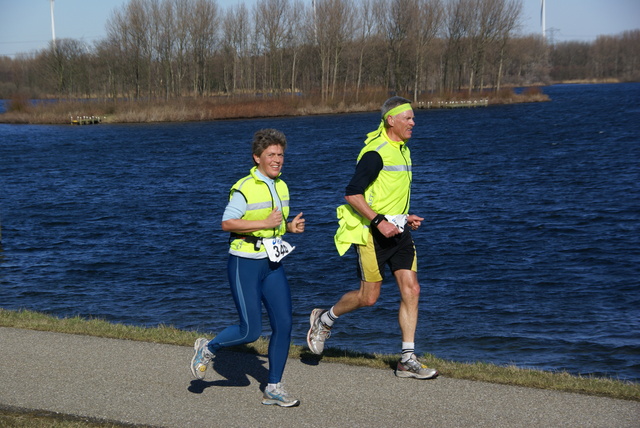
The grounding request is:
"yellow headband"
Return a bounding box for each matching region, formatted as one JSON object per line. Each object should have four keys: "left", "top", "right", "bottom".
{"left": 365, "top": 103, "right": 412, "bottom": 144}
{"left": 383, "top": 103, "right": 412, "bottom": 120}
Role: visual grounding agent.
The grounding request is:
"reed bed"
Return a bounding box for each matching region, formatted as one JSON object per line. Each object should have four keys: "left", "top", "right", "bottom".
{"left": 0, "top": 88, "right": 549, "bottom": 125}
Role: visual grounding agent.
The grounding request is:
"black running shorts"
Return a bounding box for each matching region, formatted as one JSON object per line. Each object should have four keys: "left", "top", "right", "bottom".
{"left": 355, "top": 227, "right": 417, "bottom": 282}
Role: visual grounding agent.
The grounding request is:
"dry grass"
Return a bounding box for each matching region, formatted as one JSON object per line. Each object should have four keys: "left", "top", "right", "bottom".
{"left": 0, "top": 88, "right": 548, "bottom": 125}
{"left": 0, "top": 93, "right": 380, "bottom": 124}
{"left": 490, "top": 86, "right": 551, "bottom": 104}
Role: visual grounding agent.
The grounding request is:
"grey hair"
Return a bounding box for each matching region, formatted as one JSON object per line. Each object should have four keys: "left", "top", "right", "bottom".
{"left": 381, "top": 96, "right": 412, "bottom": 124}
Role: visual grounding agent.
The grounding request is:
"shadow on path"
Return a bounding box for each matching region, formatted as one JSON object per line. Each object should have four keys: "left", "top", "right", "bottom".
{"left": 188, "top": 350, "right": 269, "bottom": 394}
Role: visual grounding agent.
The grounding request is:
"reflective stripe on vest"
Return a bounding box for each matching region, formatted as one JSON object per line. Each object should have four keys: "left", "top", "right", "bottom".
{"left": 228, "top": 167, "right": 290, "bottom": 255}
{"left": 357, "top": 134, "right": 412, "bottom": 215}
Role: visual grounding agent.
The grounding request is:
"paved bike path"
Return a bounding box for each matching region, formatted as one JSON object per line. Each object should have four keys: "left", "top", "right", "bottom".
{"left": 0, "top": 327, "right": 637, "bottom": 427}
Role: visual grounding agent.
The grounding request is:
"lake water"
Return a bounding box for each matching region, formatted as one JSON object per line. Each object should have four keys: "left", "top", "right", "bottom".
{"left": 1, "top": 83, "right": 639, "bottom": 382}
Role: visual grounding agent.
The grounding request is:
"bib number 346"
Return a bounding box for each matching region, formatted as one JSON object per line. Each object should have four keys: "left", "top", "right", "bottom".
{"left": 264, "top": 237, "right": 295, "bottom": 263}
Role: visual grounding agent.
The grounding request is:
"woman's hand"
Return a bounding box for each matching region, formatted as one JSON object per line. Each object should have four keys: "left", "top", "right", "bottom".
{"left": 287, "top": 212, "right": 305, "bottom": 233}
{"left": 265, "top": 208, "right": 284, "bottom": 229}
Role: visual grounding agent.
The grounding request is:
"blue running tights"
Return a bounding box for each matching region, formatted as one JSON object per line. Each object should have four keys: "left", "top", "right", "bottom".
{"left": 208, "top": 255, "right": 292, "bottom": 384}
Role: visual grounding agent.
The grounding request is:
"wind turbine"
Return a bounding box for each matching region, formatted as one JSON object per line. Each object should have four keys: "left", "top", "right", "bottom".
{"left": 540, "top": 0, "right": 546, "bottom": 39}
{"left": 312, "top": 0, "right": 317, "bottom": 43}
{"left": 50, "top": 0, "right": 57, "bottom": 51}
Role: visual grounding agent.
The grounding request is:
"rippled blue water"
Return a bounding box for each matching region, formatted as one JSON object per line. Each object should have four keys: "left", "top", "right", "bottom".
{"left": 1, "top": 83, "right": 639, "bottom": 381}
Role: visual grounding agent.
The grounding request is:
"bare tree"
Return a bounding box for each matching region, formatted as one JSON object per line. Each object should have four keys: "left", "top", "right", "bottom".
{"left": 311, "top": 0, "right": 331, "bottom": 100}
{"left": 353, "top": 0, "right": 379, "bottom": 101}
{"left": 509, "top": 35, "right": 549, "bottom": 84}
{"left": 442, "top": 0, "right": 471, "bottom": 92}
{"left": 128, "top": 0, "right": 152, "bottom": 98}
{"left": 41, "top": 38, "right": 90, "bottom": 96}
{"left": 466, "top": 0, "right": 497, "bottom": 94}
{"left": 105, "top": 7, "right": 132, "bottom": 98}
{"left": 377, "top": 0, "right": 417, "bottom": 92}
{"left": 412, "top": 0, "right": 443, "bottom": 101}
{"left": 618, "top": 30, "right": 640, "bottom": 81}
{"left": 255, "top": 0, "right": 292, "bottom": 92}
{"left": 171, "top": 0, "right": 191, "bottom": 96}
{"left": 188, "top": 0, "right": 219, "bottom": 96}
{"left": 494, "top": 0, "right": 522, "bottom": 91}
{"left": 152, "top": 0, "right": 176, "bottom": 100}
{"left": 94, "top": 38, "right": 120, "bottom": 100}
{"left": 104, "top": 0, "right": 153, "bottom": 99}
{"left": 550, "top": 41, "right": 590, "bottom": 81}
{"left": 285, "top": 0, "right": 307, "bottom": 94}
{"left": 222, "top": 4, "right": 253, "bottom": 94}
{"left": 313, "top": 0, "right": 354, "bottom": 100}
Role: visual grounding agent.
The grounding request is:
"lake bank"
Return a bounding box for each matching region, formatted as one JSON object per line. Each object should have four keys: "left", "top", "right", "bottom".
{"left": 0, "top": 88, "right": 549, "bottom": 125}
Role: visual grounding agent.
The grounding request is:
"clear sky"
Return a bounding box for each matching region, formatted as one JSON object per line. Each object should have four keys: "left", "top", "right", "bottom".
{"left": 1, "top": 0, "right": 639, "bottom": 57}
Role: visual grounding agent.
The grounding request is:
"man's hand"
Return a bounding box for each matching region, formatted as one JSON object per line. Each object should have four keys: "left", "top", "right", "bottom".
{"left": 377, "top": 219, "right": 401, "bottom": 238}
{"left": 407, "top": 214, "right": 424, "bottom": 230}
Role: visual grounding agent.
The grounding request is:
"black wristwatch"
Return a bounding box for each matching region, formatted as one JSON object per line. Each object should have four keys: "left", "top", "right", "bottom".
{"left": 371, "top": 214, "right": 386, "bottom": 227}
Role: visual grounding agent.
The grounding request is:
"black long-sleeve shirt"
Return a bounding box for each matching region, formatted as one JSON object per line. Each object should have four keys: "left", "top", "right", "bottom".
{"left": 344, "top": 151, "right": 383, "bottom": 196}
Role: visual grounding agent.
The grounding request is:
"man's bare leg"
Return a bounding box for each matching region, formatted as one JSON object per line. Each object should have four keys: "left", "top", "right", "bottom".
{"left": 332, "top": 280, "right": 382, "bottom": 316}
{"left": 394, "top": 269, "right": 420, "bottom": 344}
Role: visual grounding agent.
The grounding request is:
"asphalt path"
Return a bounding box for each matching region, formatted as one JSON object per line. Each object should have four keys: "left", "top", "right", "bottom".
{"left": 0, "top": 327, "right": 637, "bottom": 427}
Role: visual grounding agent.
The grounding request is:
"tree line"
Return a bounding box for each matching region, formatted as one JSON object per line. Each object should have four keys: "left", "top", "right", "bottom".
{"left": 0, "top": 0, "right": 638, "bottom": 102}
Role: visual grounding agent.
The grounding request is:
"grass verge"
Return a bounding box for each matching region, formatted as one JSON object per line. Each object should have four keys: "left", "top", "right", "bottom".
{"left": 0, "top": 308, "right": 637, "bottom": 426}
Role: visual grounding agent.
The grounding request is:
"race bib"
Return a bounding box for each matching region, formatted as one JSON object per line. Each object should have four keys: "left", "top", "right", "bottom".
{"left": 263, "top": 237, "right": 295, "bottom": 262}
{"left": 385, "top": 214, "right": 407, "bottom": 232}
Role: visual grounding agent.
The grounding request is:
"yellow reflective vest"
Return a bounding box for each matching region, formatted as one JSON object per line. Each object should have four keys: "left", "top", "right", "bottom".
{"left": 358, "top": 130, "right": 412, "bottom": 216}
{"left": 334, "top": 129, "right": 412, "bottom": 255}
{"left": 228, "top": 167, "right": 290, "bottom": 256}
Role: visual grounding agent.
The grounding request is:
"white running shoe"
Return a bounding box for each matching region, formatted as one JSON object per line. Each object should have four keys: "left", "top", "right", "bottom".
{"left": 262, "top": 383, "right": 300, "bottom": 407}
{"left": 307, "top": 308, "right": 331, "bottom": 355}
{"left": 190, "top": 337, "right": 214, "bottom": 380}
{"left": 395, "top": 354, "right": 439, "bottom": 379}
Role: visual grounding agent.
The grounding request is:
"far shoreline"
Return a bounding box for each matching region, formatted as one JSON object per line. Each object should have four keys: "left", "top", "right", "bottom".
{"left": 0, "top": 87, "right": 550, "bottom": 125}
